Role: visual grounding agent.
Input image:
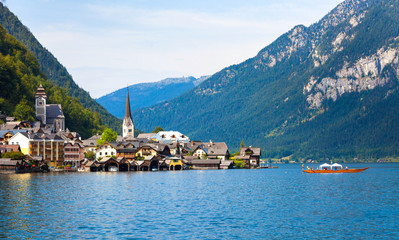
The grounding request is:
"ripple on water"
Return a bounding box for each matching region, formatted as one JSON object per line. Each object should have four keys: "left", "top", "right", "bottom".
{"left": 0, "top": 164, "right": 398, "bottom": 239}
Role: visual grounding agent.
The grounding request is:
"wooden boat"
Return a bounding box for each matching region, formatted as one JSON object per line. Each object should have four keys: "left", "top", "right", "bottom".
{"left": 303, "top": 163, "right": 369, "bottom": 173}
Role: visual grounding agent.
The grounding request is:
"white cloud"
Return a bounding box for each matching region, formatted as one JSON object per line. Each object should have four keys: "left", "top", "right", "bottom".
{"left": 7, "top": 0, "right": 343, "bottom": 98}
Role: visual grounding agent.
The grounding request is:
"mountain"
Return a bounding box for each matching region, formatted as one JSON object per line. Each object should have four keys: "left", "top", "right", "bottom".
{"left": 134, "top": 0, "right": 399, "bottom": 160}
{"left": 0, "top": 3, "right": 122, "bottom": 133}
{"left": 97, "top": 76, "right": 208, "bottom": 119}
{"left": 0, "top": 24, "right": 103, "bottom": 138}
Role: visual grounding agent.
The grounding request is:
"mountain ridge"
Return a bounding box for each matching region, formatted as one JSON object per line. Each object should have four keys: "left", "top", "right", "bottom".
{"left": 96, "top": 76, "right": 209, "bottom": 119}
{"left": 134, "top": 0, "right": 399, "bottom": 160}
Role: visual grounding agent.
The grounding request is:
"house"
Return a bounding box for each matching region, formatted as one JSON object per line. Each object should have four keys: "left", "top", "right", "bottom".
{"left": 192, "top": 145, "right": 207, "bottom": 159}
{"left": 0, "top": 158, "right": 18, "bottom": 170}
{"left": 0, "top": 130, "right": 28, "bottom": 144}
{"left": 135, "top": 145, "right": 158, "bottom": 159}
{"left": 64, "top": 140, "right": 85, "bottom": 167}
{"left": 138, "top": 155, "right": 159, "bottom": 171}
{"left": 236, "top": 147, "right": 261, "bottom": 168}
{"left": 167, "top": 156, "right": 183, "bottom": 170}
{"left": 95, "top": 142, "right": 117, "bottom": 160}
{"left": 82, "top": 134, "right": 101, "bottom": 153}
{"left": 116, "top": 142, "right": 139, "bottom": 161}
{"left": 98, "top": 157, "right": 119, "bottom": 171}
{"left": 185, "top": 158, "right": 221, "bottom": 170}
{"left": 8, "top": 132, "right": 65, "bottom": 167}
{"left": 0, "top": 144, "right": 21, "bottom": 154}
{"left": 206, "top": 141, "right": 229, "bottom": 160}
{"left": 135, "top": 144, "right": 170, "bottom": 159}
{"left": 152, "top": 131, "right": 190, "bottom": 143}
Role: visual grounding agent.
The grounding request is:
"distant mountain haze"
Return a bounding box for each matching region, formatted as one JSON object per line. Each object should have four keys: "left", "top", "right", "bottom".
{"left": 96, "top": 76, "right": 209, "bottom": 119}
{"left": 134, "top": 0, "right": 399, "bottom": 159}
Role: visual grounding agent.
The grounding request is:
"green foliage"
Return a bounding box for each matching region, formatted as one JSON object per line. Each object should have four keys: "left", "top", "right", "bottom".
{"left": 84, "top": 151, "right": 95, "bottom": 160}
{"left": 0, "top": 23, "right": 104, "bottom": 138}
{"left": 152, "top": 126, "right": 164, "bottom": 133}
{"left": 233, "top": 159, "right": 246, "bottom": 169}
{"left": 0, "top": 3, "right": 122, "bottom": 134}
{"left": 97, "top": 128, "right": 117, "bottom": 145}
{"left": 13, "top": 99, "right": 35, "bottom": 121}
{"left": 2, "top": 151, "right": 25, "bottom": 160}
{"left": 0, "top": 98, "right": 12, "bottom": 115}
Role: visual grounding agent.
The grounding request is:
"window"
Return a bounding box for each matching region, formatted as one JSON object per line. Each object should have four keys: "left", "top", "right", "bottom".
{"left": 129, "top": 129, "right": 132, "bottom": 132}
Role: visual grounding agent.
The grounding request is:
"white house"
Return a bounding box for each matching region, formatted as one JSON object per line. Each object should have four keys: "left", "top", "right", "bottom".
{"left": 95, "top": 142, "right": 117, "bottom": 160}
{"left": 8, "top": 132, "right": 30, "bottom": 154}
{"left": 153, "top": 131, "right": 190, "bottom": 143}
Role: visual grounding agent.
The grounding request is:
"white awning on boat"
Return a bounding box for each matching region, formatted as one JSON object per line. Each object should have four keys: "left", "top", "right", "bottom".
{"left": 331, "top": 163, "right": 343, "bottom": 169}
{"left": 319, "top": 163, "right": 332, "bottom": 169}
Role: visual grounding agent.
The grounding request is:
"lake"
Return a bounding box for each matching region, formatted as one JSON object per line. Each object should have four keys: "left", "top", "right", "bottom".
{"left": 0, "top": 163, "right": 398, "bottom": 239}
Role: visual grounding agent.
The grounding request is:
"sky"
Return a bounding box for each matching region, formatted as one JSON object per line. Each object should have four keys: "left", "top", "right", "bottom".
{"left": 4, "top": 0, "right": 343, "bottom": 98}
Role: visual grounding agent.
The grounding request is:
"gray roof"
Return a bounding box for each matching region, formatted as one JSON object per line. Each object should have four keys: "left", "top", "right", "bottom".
{"left": 240, "top": 147, "right": 261, "bottom": 156}
{"left": 137, "top": 133, "right": 155, "bottom": 139}
{"left": 82, "top": 135, "right": 101, "bottom": 147}
{"left": 187, "top": 159, "right": 221, "bottom": 165}
{"left": 46, "top": 104, "right": 64, "bottom": 124}
{"left": 0, "top": 158, "right": 18, "bottom": 166}
{"left": 206, "top": 142, "right": 229, "bottom": 156}
{"left": 0, "top": 129, "right": 28, "bottom": 137}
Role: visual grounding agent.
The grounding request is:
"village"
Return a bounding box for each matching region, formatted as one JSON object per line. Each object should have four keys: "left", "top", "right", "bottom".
{"left": 0, "top": 85, "right": 263, "bottom": 172}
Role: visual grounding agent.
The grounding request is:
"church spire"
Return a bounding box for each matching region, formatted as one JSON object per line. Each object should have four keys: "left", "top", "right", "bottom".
{"left": 122, "top": 86, "right": 134, "bottom": 138}
{"left": 124, "top": 87, "right": 132, "bottom": 120}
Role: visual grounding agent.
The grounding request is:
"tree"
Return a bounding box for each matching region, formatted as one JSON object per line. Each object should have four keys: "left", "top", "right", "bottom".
{"left": 97, "top": 128, "right": 117, "bottom": 145}
{"left": 2, "top": 151, "right": 25, "bottom": 160}
{"left": 13, "top": 99, "right": 35, "bottom": 121}
{"left": 84, "top": 151, "right": 95, "bottom": 160}
{"left": 152, "top": 126, "right": 164, "bottom": 133}
{"left": 240, "top": 140, "right": 246, "bottom": 149}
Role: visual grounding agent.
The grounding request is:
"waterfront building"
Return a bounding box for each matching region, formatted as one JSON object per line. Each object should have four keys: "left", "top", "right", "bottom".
{"left": 35, "top": 84, "right": 65, "bottom": 132}
{"left": 64, "top": 141, "right": 85, "bottom": 167}
{"left": 122, "top": 87, "right": 134, "bottom": 138}
{"left": 236, "top": 147, "right": 261, "bottom": 168}
{"left": 116, "top": 142, "right": 139, "bottom": 162}
{"left": 8, "top": 132, "right": 64, "bottom": 167}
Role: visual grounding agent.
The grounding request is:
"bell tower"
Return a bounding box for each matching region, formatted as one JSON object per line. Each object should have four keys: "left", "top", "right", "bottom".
{"left": 122, "top": 87, "right": 134, "bottom": 138}
{"left": 35, "top": 84, "right": 47, "bottom": 125}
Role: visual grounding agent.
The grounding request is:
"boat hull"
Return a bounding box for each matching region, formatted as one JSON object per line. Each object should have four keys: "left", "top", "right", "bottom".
{"left": 303, "top": 167, "right": 369, "bottom": 173}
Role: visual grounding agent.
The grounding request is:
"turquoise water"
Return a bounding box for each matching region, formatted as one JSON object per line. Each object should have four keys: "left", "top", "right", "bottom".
{"left": 0, "top": 163, "right": 398, "bottom": 239}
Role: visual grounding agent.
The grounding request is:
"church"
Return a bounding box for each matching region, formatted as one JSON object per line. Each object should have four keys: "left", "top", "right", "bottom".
{"left": 35, "top": 84, "right": 65, "bottom": 132}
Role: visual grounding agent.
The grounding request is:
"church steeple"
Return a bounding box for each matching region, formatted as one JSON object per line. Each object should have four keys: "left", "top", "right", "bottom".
{"left": 122, "top": 87, "right": 134, "bottom": 138}
{"left": 35, "top": 84, "right": 47, "bottom": 125}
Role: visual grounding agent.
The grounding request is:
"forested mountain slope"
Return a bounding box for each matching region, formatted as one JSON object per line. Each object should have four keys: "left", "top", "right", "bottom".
{"left": 0, "top": 25, "right": 103, "bottom": 138}
{"left": 134, "top": 0, "right": 399, "bottom": 160}
{"left": 0, "top": 3, "right": 122, "bottom": 132}
{"left": 97, "top": 76, "right": 208, "bottom": 119}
